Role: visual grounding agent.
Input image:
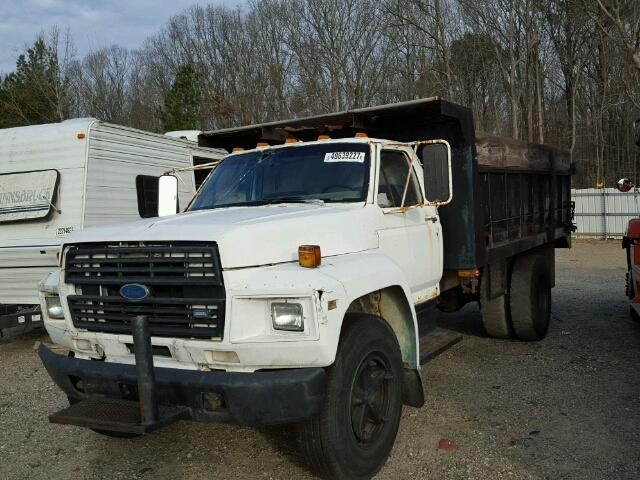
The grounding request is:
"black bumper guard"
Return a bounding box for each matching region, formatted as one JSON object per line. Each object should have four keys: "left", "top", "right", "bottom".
{"left": 39, "top": 316, "right": 326, "bottom": 434}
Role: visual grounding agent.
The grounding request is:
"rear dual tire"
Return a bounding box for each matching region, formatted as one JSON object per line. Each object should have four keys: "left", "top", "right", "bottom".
{"left": 480, "top": 275, "right": 512, "bottom": 339}
{"left": 481, "top": 253, "right": 551, "bottom": 341}
{"left": 510, "top": 254, "right": 551, "bottom": 341}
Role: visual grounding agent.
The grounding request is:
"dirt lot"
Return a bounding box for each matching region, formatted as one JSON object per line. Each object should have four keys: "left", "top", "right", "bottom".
{"left": 1, "top": 240, "right": 639, "bottom": 480}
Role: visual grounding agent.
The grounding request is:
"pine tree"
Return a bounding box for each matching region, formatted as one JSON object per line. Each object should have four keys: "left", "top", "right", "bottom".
{"left": 161, "top": 64, "right": 200, "bottom": 131}
{"left": 0, "top": 37, "right": 69, "bottom": 127}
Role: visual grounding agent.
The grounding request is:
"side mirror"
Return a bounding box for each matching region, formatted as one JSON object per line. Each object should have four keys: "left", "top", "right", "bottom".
{"left": 158, "top": 175, "right": 179, "bottom": 216}
{"left": 617, "top": 177, "right": 635, "bottom": 193}
{"left": 634, "top": 119, "right": 640, "bottom": 147}
{"left": 419, "top": 140, "right": 453, "bottom": 205}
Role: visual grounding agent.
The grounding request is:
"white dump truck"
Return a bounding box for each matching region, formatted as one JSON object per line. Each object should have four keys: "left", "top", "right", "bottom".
{"left": 0, "top": 119, "right": 222, "bottom": 338}
{"left": 37, "top": 99, "right": 573, "bottom": 479}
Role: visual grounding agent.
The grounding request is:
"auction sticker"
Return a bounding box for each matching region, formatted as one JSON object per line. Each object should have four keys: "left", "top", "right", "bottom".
{"left": 56, "top": 226, "right": 75, "bottom": 237}
{"left": 324, "top": 151, "right": 365, "bottom": 163}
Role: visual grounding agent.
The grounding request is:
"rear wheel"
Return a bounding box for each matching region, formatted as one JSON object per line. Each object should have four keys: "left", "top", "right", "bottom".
{"left": 509, "top": 254, "right": 551, "bottom": 341}
{"left": 298, "top": 314, "right": 403, "bottom": 480}
{"left": 480, "top": 270, "right": 513, "bottom": 339}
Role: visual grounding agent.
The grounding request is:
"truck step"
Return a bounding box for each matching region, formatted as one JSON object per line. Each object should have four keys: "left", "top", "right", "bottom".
{"left": 49, "top": 397, "right": 190, "bottom": 434}
{"left": 419, "top": 327, "right": 462, "bottom": 365}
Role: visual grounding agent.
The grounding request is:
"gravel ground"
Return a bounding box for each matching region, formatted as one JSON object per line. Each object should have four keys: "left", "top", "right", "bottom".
{"left": 1, "top": 240, "right": 639, "bottom": 480}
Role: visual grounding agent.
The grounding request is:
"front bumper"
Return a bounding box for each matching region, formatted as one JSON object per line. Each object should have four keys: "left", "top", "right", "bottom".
{"left": 0, "top": 305, "right": 42, "bottom": 333}
{"left": 38, "top": 343, "right": 326, "bottom": 428}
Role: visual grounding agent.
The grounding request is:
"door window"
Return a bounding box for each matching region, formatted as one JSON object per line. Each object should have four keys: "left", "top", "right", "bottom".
{"left": 377, "top": 150, "right": 422, "bottom": 208}
{"left": 136, "top": 175, "right": 160, "bottom": 218}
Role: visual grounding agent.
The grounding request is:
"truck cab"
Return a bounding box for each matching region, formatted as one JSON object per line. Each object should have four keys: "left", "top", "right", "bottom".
{"left": 37, "top": 99, "right": 573, "bottom": 480}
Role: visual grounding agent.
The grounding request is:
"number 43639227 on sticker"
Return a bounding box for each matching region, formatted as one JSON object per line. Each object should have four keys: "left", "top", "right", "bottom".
{"left": 323, "top": 151, "right": 365, "bottom": 163}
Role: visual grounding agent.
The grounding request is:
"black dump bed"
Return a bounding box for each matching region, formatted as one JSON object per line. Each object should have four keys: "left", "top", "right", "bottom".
{"left": 198, "top": 98, "right": 573, "bottom": 271}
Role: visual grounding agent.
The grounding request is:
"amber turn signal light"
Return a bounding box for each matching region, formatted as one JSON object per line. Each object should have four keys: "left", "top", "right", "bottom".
{"left": 299, "top": 245, "right": 321, "bottom": 268}
{"left": 457, "top": 269, "right": 480, "bottom": 278}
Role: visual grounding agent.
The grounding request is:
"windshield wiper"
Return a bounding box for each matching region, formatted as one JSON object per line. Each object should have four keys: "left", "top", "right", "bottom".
{"left": 263, "top": 196, "right": 325, "bottom": 205}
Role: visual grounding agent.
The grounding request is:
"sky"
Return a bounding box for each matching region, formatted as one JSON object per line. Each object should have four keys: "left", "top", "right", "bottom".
{"left": 0, "top": 0, "right": 246, "bottom": 74}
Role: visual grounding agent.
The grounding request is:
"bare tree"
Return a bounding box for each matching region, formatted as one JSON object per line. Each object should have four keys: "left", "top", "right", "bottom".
{"left": 593, "top": 0, "right": 640, "bottom": 72}
{"left": 47, "top": 27, "right": 76, "bottom": 121}
{"left": 76, "top": 46, "right": 134, "bottom": 124}
{"left": 543, "top": 0, "right": 592, "bottom": 158}
{"left": 286, "top": 0, "right": 388, "bottom": 112}
{"left": 384, "top": 0, "right": 455, "bottom": 98}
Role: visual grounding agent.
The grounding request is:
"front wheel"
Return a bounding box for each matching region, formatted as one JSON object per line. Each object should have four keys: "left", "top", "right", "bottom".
{"left": 298, "top": 314, "right": 404, "bottom": 480}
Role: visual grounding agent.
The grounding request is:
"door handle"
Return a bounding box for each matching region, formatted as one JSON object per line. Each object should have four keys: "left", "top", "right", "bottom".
{"left": 425, "top": 216, "right": 438, "bottom": 223}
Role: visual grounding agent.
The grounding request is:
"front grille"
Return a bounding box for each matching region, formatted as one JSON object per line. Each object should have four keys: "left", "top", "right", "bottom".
{"left": 64, "top": 242, "right": 225, "bottom": 339}
{"left": 67, "top": 295, "right": 223, "bottom": 339}
{"left": 65, "top": 243, "right": 222, "bottom": 285}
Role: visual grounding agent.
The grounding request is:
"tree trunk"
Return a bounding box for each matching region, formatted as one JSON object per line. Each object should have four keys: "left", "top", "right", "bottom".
{"left": 536, "top": 55, "right": 544, "bottom": 144}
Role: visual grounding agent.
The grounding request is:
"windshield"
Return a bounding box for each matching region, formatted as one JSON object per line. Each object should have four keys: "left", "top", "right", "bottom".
{"left": 188, "top": 143, "right": 371, "bottom": 211}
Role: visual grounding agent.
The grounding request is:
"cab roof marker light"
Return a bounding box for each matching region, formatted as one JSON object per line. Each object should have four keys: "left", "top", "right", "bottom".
{"left": 354, "top": 132, "right": 368, "bottom": 138}
{"left": 285, "top": 138, "right": 298, "bottom": 144}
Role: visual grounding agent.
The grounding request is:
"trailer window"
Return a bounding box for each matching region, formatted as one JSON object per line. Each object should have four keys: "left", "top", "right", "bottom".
{"left": 0, "top": 170, "right": 59, "bottom": 223}
{"left": 136, "top": 175, "right": 159, "bottom": 218}
{"left": 377, "top": 151, "right": 421, "bottom": 208}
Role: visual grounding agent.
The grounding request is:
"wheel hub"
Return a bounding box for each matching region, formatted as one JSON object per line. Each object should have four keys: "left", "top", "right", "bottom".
{"left": 349, "top": 353, "right": 394, "bottom": 443}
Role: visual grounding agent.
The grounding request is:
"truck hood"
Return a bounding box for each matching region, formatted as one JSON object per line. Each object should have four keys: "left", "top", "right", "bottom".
{"left": 66, "top": 203, "right": 380, "bottom": 269}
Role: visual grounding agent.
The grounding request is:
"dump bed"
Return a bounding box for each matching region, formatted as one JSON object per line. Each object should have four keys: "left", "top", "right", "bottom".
{"left": 474, "top": 135, "right": 572, "bottom": 264}
{"left": 198, "top": 98, "right": 573, "bottom": 271}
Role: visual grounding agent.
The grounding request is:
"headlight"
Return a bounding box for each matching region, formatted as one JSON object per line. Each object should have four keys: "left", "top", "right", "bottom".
{"left": 271, "top": 302, "right": 304, "bottom": 332}
{"left": 46, "top": 296, "right": 65, "bottom": 319}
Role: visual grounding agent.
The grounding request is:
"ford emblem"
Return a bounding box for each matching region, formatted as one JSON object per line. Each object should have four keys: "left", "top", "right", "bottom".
{"left": 119, "top": 283, "right": 150, "bottom": 302}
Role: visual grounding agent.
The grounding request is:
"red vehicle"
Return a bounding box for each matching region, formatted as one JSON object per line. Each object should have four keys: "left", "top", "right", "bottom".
{"left": 620, "top": 118, "right": 640, "bottom": 319}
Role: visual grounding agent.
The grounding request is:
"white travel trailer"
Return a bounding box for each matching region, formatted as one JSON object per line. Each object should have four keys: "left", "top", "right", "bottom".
{"left": 0, "top": 118, "right": 223, "bottom": 338}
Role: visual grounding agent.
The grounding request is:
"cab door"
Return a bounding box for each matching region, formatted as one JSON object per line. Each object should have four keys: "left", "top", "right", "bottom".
{"left": 376, "top": 147, "right": 441, "bottom": 304}
{"left": 404, "top": 169, "right": 442, "bottom": 304}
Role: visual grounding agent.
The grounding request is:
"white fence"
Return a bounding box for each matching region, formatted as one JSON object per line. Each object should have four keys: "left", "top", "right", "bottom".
{"left": 572, "top": 188, "right": 639, "bottom": 238}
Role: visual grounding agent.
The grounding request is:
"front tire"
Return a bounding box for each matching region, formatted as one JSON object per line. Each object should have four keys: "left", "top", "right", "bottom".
{"left": 298, "top": 314, "right": 403, "bottom": 480}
